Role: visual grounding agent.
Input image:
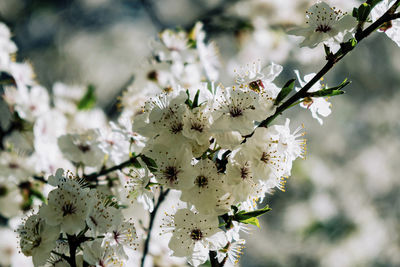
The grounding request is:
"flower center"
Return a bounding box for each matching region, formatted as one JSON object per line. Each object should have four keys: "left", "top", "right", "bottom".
{"left": 62, "top": 202, "right": 77, "bottom": 216}
{"left": 191, "top": 121, "right": 204, "bottom": 132}
{"left": 260, "top": 152, "right": 270, "bottom": 163}
{"left": 315, "top": 24, "right": 332, "bottom": 33}
{"left": 240, "top": 166, "right": 250, "bottom": 180}
{"left": 190, "top": 228, "right": 203, "bottom": 241}
{"left": 77, "top": 144, "right": 91, "bottom": 153}
{"left": 195, "top": 175, "right": 208, "bottom": 188}
{"left": 170, "top": 122, "right": 183, "bottom": 134}
{"left": 229, "top": 106, "right": 243, "bottom": 117}
{"left": 162, "top": 166, "right": 180, "bottom": 183}
{"left": 8, "top": 162, "right": 19, "bottom": 169}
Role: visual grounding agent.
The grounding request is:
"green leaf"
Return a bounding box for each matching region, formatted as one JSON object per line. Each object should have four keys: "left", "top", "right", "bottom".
{"left": 274, "top": 79, "right": 295, "bottom": 105}
{"left": 77, "top": 84, "right": 96, "bottom": 110}
{"left": 352, "top": 7, "right": 359, "bottom": 18}
{"left": 357, "top": 3, "right": 372, "bottom": 22}
{"left": 239, "top": 217, "right": 260, "bottom": 228}
{"left": 307, "top": 79, "right": 350, "bottom": 98}
{"left": 185, "top": 89, "right": 193, "bottom": 108}
{"left": 234, "top": 204, "right": 271, "bottom": 220}
{"left": 192, "top": 89, "right": 200, "bottom": 109}
{"left": 140, "top": 155, "right": 158, "bottom": 172}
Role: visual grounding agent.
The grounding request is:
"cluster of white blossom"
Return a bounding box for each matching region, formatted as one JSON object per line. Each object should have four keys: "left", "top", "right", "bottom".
{"left": 0, "top": 0, "right": 399, "bottom": 266}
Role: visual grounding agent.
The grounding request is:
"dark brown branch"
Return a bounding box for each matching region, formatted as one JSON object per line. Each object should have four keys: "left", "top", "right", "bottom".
{"left": 83, "top": 155, "right": 140, "bottom": 182}
{"left": 253, "top": 0, "right": 400, "bottom": 132}
{"left": 140, "top": 188, "right": 170, "bottom": 267}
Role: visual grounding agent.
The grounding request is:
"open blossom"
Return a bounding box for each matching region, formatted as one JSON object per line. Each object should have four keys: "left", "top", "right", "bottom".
{"left": 18, "top": 214, "right": 60, "bottom": 267}
{"left": 288, "top": 1, "right": 357, "bottom": 48}
{"left": 58, "top": 129, "right": 105, "bottom": 167}
{"left": 371, "top": 0, "right": 400, "bottom": 47}
{"left": 103, "top": 220, "right": 138, "bottom": 259}
{"left": 211, "top": 87, "right": 268, "bottom": 136}
{"left": 86, "top": 191, "right": 122, "bottom": 234}
{"left": 226, "top": 150, "right": 266, "bottom": 203}
{"left": 145, "top": 144, "right": 194, "bottom": 190}
{"left": 122, "top": 168, "right": 154, "bottom": 212}
{"left": 295, "top": 70, "right": 331, "bottom": 125}
{"left": 163, "top": 208, "right": 227, "bottom": 266}
{"left": 83, "top": 240, "right": 123, "bottom": 267}
{"left": 4, "top": 85, "right": 50, "bottom": 122}
{"left": 180, "top": 159, "right": 234, "bottom": 215}
{"left": 0, "top": 22, "right": 17, "bottom": 68}
{"left": 39, "top": 181, "right": 91, "bottom": 235}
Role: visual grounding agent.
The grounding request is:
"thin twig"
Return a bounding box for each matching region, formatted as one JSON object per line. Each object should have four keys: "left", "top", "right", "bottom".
{"left": 140, "top": 188, "right": 170, "bottom": 267}
{"left": 83, "top": 155, "right": 140, "bottom": 181}
{"left": 247, "top": 0, "right": 400, "bottom": 136}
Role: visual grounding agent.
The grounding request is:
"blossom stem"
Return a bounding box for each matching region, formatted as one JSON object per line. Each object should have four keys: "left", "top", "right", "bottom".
{"left": 255, "top": 0, "right": 400, "bottom": 130}
{"left": 209, "top": 250, "right": 228, "bottom": 267}
{"left": 67, "top": 234, "right": 78, "bottom": 267}
{"left": 140, "top": 188, "right": 170, "bottom": 267}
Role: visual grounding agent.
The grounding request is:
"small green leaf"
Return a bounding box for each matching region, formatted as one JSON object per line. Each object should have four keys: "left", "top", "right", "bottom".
{"left": 192, "top": 89, "right": 200, "bottom": 109}
{"left": 352, "top": 7, "right": 359, "bottom": 18}
{"left": 185, "top": 89, "right": 193, "bottom": 108}
{"left": 140, "top": 155, "right": 158, "bottom": 172}
{"left": 239, "top": 217, "right": 260, "bottom": 228}
{"left": 234, "top": 205, "right": 271, "bottom": 220}
{"left": 77, "top": 84, "right": 96, "bottom": 110}
{"left": 357, "top": 3, "right": 372, "bottom": 22}
{"left": 307, "top": 79, "right": 350, "bottom": 98}
{"left": 274, "top": 79, "right": 295, "bottom": 105}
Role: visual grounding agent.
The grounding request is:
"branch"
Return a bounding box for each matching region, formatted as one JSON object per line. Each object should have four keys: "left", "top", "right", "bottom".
{"left": 83, "top": 155, "right": 140, "bottom": 182}
{"left": 252, "top": 0, "right": 400, "bottom": 132}
{"left": 140, "top": 188, "right": 170, "bottom": 267}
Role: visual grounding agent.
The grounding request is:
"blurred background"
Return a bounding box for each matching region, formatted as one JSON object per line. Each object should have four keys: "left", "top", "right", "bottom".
{"left": 1, "top": 0, "right": 400, "bottom": 266}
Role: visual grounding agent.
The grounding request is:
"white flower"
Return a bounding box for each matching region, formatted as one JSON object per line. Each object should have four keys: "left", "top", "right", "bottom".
{"left": 0, "top": 22, "right": 17, "bottom": 68}
{"left": 235, "top": 61, "right": 282, "bottom": 97}
{"left": 294, "top": 70, "right": 332, "bottom": 125}
{"left": 58, "top": 129, "right": 105, "bottom": 167}
{"left": 211, "top": 88, "right": 267, "bottom": 136}
{"left": 182, "top": 105, "right": 213, "bottom": 147}
{"left": 145, "top": 144, "right": 194, "bottom": 190}
{"left": 122, "top": 167, "right": 154, "bottom": 212}
{"left": 86, "top": 191, "right": 122, "bottom": 234}
{"left": 103, "top": 221, "right": 138, "bottom": 259}
{"left": 17, "top": 214, "right": 60, "bottom": 267}
{"left": 99, "top": 124, "right": 130, "bottom": 165}
{"left": 193, "top": 22, "right": 220, "bottom": 81}
{"left": 39, "top": 183, "right": 91, "bottom": 235}
{"left": 164, "top": 208, "right": 227, "bottom": 266}
{"left": 4, "top": 85, "right": 50, "bottom": 122}
{"left": 52, "top": 82, "right": 85, "bottom": 114}
{"left": 134, "top": 91, "right": 190, "bottom": 146}
{"left": 226, "top": 150, "right": 266, "bottom": 203}
{"left": 0, "top": 227, "right": 19, "bottom": 266}
{"left": 216, "top": 239, "right": 245, "bottom": 266}
{"left": 83, "top": 240, "right": 123, "bottom": 267}
{"left": 0, "top": 151, "right": 34, "bottom": 182}
{"left": 371, "top": 0, "right": 400, "bottom": 47}
{"left": 180, "top": 159, "right": 234, "bottom": 215}
{"left": 266, "top": 119, "right": 306, "bottom": 176}
{"left": 241, "top": 127, "right": 287, "bottom": 190}
{"left": 0, "top": 181, "right": 23, "bottom": 218}
{"left": 288, "top": 2, "right": 357, "bottom": 48}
